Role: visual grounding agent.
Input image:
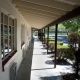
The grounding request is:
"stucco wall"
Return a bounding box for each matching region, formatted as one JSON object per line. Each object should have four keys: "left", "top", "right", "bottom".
{"left": 0, "top": 0, "right": 31, "bottom": 80}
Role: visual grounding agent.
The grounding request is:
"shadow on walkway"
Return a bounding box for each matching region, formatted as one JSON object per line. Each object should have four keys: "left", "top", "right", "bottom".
{"left": 45, "top": 60, "right": 54, "bottom": 65}
{"left": 31, "top": 67, "right": 54, "bottom": 71}
{"left": 40, "top": 76, "right": 63, "bottom": 80}
{"left": 17, "top": 41, "right": 34, "bottom": 80}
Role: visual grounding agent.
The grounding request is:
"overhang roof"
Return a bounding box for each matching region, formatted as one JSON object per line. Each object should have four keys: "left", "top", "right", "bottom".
{"left": 11, "top": 0, "right": 80, "bottom": 29}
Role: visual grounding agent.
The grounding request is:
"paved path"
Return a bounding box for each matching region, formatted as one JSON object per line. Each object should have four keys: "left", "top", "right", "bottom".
{"left": 17, "top": 37, "right": 74, "bottom": 80}
{"left": 30, "top": 37, "right": 74, "bottom": 80}
{"left": 30, "top": 38, "right": 64, "bottom": 80}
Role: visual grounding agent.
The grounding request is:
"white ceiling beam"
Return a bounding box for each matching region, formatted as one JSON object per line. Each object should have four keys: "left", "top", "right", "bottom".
{"left": 16, "top": 5, "right": 66, "bottom": 15}
{"left": 23, "top": 17, "right": 55, "bottom": 25}
{"left": 26, "top": 21, "right": 50, "bottom": 26}
{"left": 24, "top": 16, "right": 52, "bottom": 22}
{"left": 21, "top": 12, "right": 56, "bottom": 20}
{"left": 23, "top": 15, "right": 54, "bottom": 24}
{"left": 19, "top": 10, "right": 59, "bottom": 19}
{"left": 24, "top": 16, "right": 53, "bottom": 29}
{"left": 24, "top": 17, "right": 52, "bottom": 24}
{"left": 23, "top": 15, "right": 54, "bottom": 22}
{"left": 26, "top": 22, "right": 50, "bottom": 29}
{"left": 56, "top": 0, "right": 80, "bottom": 5}
{"left": 25, "top": 20, "right": 48, "bottom": 29}
{"left": 19, "top": 9, "right": 61, "bottom": 18}
{"left": 15, "top": 0, "right": 73, "bottom": 11}
{"left": 12, "top": 0, "right": 67, "bottom": 15}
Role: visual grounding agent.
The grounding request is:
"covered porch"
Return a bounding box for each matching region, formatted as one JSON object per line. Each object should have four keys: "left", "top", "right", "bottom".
{"left": 0, "top": 0, "right": 80, "bottom": 80}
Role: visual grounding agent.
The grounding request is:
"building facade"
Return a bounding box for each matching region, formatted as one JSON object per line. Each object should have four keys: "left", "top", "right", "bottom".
{"left": 0, "top": 0, "right": 31, "bottom": 80}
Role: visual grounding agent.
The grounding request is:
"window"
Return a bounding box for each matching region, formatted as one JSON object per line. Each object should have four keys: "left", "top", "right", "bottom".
{"left": 1, "top": 12, "right": 15, "bottom": 61}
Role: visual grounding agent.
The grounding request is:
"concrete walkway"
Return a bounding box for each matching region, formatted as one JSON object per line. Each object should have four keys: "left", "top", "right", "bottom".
{"left": 17, "top": 37, "right": 74, "bottom": 80}
{"left": 30, "top": 37, "right": 74, "bottom": 80}
{"left": 30, "top": 38, "right": 63, "bottom": 80}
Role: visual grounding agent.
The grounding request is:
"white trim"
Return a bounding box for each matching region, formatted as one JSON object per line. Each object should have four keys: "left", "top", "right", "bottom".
{"left": 4, "top": 52, "right": 18, "bottom": 70}
{"left": 8, "top": 15, "right": 9, "bottom": 55}
{"left": 1, "top": 12, "right": 16, "bottom": 61}
{"left": 3, "top": 13, "right": 5, "bottom": 59}
{"left": 0, "top": 8, "right": 3, "bottom": 69}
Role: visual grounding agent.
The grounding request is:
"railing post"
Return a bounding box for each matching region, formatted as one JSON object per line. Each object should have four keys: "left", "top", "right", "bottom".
{"left": 38, "top": 30, "right": 40, "bottom": 40}
{"left": 47, "top": 27, "right": 49, "bottom": 54}
{"left": 54, "top": 24, "right": 58, "bottom": 68}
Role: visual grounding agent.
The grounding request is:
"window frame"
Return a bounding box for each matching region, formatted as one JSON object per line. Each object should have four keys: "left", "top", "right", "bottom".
{"left": 0, "top": 12, "right": 17, "bottom": 71}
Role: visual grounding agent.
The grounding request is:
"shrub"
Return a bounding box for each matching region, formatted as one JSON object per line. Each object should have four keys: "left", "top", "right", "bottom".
{"left": 48, "top": 41, "right": 63, "bottom": 51}
{"left": 57, "top": 45, "right": 75, "bottom": 60}
{"left": 68, "top": 32, "right": 79, "bottom": 48}
{"left": 57, "top": 42, "right": 63, "bottom": 45}
{"left": 49, "top": 38, "right": 55, "bottom": 41}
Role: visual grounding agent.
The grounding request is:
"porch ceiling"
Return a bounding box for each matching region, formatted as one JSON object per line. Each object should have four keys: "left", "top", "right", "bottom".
{"left": 11, "top": 0, "right": 80, "bottom": 29}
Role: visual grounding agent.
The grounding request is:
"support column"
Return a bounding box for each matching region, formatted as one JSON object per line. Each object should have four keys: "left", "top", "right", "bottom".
{"left": 40, "top": 30, "right": 42, "bottom": 41}
{"left": 42, "top": 29, "right": 44, "bottom": 43}
{"left": 54, "top": 24, "right": 58, "bottom": 68}
{"left": 44, "top": 28, "right": 45, "bottom": 44}
{"left": 38, "top": 30, "right": 41, "bottom": 40}
{"left": 38, "top": 30, "right": 39, "bottom": 39}
{"left": 47, "top": 27, "right": 49, "bottom": 54}
{"left": 31, "top": 28, "right": 33, "bottom": 41}
{"left": 41, "top": 29, "right": 43, "bottom": 41}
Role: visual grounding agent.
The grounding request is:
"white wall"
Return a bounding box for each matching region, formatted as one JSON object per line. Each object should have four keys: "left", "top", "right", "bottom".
{"left": 0, "top": 0, "right": 31, "bottom": 80}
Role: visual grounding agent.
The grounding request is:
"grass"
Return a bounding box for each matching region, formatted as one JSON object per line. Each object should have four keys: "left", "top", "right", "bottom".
{"left": 49, "top": 41, "right": 63, "bottom": 45}
{"left": 57, "top": 45, "right": 69, "bottom": 49}
{"left": 49, "top": 38, "right": 55, "bottom": 41}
